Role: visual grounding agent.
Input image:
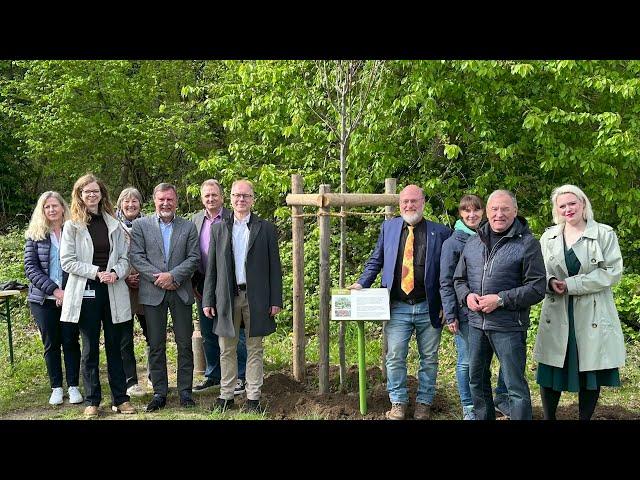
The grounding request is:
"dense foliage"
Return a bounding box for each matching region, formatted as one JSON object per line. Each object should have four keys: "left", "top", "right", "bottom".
{"left": 1, "top": 60, "right": 639, "bottom": 336}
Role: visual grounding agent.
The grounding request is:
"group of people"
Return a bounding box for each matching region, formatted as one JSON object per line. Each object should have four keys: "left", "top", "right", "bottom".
{"left": 24, "top": 174, "right": 282, "bottom": 417}
{"left": 24, "top": 173, "right": 626, "bottom": 420}
{"left": 351, "top": 184, "right": 626, "bottom": 420}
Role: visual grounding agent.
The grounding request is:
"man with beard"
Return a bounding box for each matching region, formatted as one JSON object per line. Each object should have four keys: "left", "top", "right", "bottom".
{"left": 350, "top": 185, "right": 452, "bottom": 420}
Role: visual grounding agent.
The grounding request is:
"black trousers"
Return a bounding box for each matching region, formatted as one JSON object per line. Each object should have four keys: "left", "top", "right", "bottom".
{"left": 30, "top": 300, "right": 80, "bottom": 388}
{"left": 78, "top": 280, "right": 129, "bottom": 406}
{"left": 119, "top": 313, "right": 148, "bottom": 388}
{"left": 144, "top": 291, "right": 194, "bottom": 398}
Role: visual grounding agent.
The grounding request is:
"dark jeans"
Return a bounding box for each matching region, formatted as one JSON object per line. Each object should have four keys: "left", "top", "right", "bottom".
{"left": 78, "top": 280, "right": 129, "bottom": 406}
{"left": 468, "top": 325, "right": 532, "bottom": 420}
{"left": 30, "top": 300, "right": 80, "bottom": 388}
{"left": 119, "top": 313, "right": 148, "bottom": 388}
{"left": 144, "top": 291, "right": 193, "bottom": 398}
{"left": 197, "top": 299, "right": 246, "bottom": 382}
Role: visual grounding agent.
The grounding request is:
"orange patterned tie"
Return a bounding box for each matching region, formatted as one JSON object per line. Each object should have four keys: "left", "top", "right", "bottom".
{"left": 401, "top": 225, "right": 415, "bottom": 295}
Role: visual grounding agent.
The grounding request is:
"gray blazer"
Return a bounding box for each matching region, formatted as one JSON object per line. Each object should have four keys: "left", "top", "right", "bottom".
{"left": 202, "top": 213, "right": 283, "bottom": 338}
{"left": 130, "top": 214, "right": 200, "bottom": 306}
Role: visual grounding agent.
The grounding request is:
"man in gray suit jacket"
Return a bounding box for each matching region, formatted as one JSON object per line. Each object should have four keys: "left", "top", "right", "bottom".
{"left": 203, "top": 179, "right": 283, "bottom": 413}
{"left": 130, "top": 183, "right": 200, "bottom": 412}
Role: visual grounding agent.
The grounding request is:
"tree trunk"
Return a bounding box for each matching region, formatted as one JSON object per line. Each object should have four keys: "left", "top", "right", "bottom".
{"left": 291, "top": 175, "right": 306, "bottom": 382}
{"left": 338, "top": 126, "right": 349, "bottom": 392}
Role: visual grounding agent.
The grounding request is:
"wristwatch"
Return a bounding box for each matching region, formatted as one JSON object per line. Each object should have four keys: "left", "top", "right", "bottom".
{"left": 496, "top": 295, "right": 504, "bottom": 308}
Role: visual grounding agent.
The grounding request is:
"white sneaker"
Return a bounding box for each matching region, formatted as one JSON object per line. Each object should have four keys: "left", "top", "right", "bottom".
{"left": 49, "top": 387, "right": 64, "bottom": 405}
{"left": 68, "top": 386, "right": 84, "bottom": 404}
{"left": 126, "top": 384, "right": 146, "bottom": 397}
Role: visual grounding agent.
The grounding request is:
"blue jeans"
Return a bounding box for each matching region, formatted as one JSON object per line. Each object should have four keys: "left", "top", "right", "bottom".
{"left": 386, "top": 300, "right": 442, "bottom": 405}
{"left": 456, "top": 322, "right": 509, "bottom": 417}
{"left": 493, "top": 367, "right": 510, "bottom": 417}
{"left": 454, "top": 321, "right": 473, "bottom": 411}
{"left": 198, "top": 300, "right": 246, "bottom": 382}
{"left": 468, "top": 325, "right": 532, "bottom": 420}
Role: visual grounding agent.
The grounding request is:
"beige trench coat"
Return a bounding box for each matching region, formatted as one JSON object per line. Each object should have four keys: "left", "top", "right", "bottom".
{"left": 60, "top": 213, "right": 131, "bottom": 324}
{"left": 533, "top": 220, "right": 626, "bottom": 371}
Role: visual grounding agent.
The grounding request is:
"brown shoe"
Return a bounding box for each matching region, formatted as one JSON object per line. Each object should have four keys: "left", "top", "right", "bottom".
{"left": 84, "top": 405, "right": 99, "bottom": 418}
{"left": 413, "top": 402, "right": 431, "bottom": 420}
{"left": 111, "top": 401, "right": 136, "bottom": 414}
{"left": 385, "top": 403, "right": 406, "bottom": 420}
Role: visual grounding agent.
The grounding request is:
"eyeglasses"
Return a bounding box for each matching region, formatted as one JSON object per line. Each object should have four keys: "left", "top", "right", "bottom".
{"left": 231, "top": 193, "right": 254, "bottom": 200}
{"left": 82, "top": 189, "right": 101, "bottom": 196}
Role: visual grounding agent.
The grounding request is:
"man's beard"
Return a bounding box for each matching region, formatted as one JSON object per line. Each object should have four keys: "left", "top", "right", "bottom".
{"left": 401, "top": 210, "right": 423, "bottom": 225}
{"left": 159, "top": 210, "right": 175, "bottom": 220}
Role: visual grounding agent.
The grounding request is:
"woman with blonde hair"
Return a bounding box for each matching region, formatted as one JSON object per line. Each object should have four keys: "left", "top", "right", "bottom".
{"left": 24, "top": 191, "right": 83, "bottom": 406}
{"left": 534, "top": 184, "right": 625, "bottom": 420}
{"left": 115, "top": 186, "right": 149, "bottom": 396}
{"left": 60, "top": 173, "right": 136, "bottom": 417}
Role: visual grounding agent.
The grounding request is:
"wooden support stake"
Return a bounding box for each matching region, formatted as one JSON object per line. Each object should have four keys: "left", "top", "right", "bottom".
{"left": 291, "top": 174, "right": 305, "bottom": 382}
{"left": 382, "top": 178, "right": 397, "bottom": 381}
{"left": 318, "top": 184, "right": 331, "bottom": 394}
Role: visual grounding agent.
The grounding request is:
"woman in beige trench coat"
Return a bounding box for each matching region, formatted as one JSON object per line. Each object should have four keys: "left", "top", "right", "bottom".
{"left": 533, "top": 184, "right": 625, "bottom": 420}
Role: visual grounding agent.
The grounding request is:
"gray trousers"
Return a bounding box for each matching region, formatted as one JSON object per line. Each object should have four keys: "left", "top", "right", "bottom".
{"left": 144, "top": 291, "right": 194, "bottom": 398}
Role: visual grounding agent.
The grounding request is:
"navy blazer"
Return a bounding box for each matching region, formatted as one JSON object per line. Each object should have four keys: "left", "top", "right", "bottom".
{"left": 357, "top": 216, "right": 452, "bottom": 327}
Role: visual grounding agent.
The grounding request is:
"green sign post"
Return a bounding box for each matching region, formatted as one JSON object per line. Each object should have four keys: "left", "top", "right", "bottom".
{"left": 356, "top": 320, "right": 367, "bottom": 415}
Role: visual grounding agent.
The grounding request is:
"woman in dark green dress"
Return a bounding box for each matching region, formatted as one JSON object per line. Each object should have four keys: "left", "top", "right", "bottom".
{"left": 534, "top": 185, "right": 625, "bottom": 420}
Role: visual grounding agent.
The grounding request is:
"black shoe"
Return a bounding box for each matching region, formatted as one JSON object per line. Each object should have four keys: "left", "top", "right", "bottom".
{"left": 193, "top": 378, "right": 220, "bottom": 392}
{"left": 145, "top": 395, "right": 166, "bottom": 412}
{"left": 180, "top": 395, "right": 196, "bottom": 408}
{"left": 212, "top": 398, "right": 234, "bottom": 412}
{"left": 243, "top": 399, "right": 265, "bottom": 414}
{"left": 494, "top": 400, "right": 511, "bottom": 418}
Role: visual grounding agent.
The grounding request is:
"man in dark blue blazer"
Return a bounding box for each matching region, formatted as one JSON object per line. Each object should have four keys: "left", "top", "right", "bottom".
{"left": 350, "top": 184, "right": 452, "bottom": 420}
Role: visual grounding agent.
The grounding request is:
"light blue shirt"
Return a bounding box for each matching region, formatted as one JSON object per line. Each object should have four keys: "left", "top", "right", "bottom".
{"left": 158, "top": 215, "right": 174, "bottom": 263}
{"left": 232, "top": 213, "right": 251, "bottom": 285}
{"left": 47, "top": 232, "right": 62, "bottom": 299}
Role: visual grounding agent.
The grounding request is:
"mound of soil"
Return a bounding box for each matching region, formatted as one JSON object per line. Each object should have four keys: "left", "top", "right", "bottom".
{"left": 261, "top": 364, "right": 468, "bottom": 420}
{"left": 257, "top": 363, "right": 640, "bottom": 420}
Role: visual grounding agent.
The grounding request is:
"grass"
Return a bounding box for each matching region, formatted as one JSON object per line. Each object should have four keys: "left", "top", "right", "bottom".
{"left": 1, "top": 302, "right": 639, "bottom": 419}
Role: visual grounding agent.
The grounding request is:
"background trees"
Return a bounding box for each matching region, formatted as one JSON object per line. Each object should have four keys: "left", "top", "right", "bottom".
{"left": 1, "top": 60, "right": 639, "bottom": 327}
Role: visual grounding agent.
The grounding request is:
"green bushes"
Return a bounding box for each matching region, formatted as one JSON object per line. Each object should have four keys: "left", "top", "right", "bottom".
{"left": 613, "top": 274, "right": 640, "bottom": 342}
